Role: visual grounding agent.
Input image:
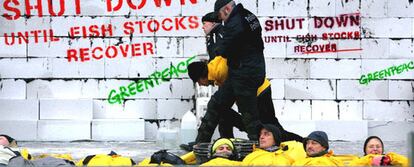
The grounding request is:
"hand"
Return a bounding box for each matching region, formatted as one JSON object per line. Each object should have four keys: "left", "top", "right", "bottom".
{"left": 381, "top": 155, "right": 391, "bottom": 166}
{"left": 371, "top": 155, "right": 383, "bottom": 166}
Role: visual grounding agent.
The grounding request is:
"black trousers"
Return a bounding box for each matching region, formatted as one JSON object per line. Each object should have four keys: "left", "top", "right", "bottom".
{"left": 197, "top": 85, "right": 303, "bottom": 143}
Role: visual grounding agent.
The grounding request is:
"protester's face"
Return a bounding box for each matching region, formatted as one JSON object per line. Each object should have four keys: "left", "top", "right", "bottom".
{"left": 259, "top": 128, "right": 275, "bottom": 149}
{"left": 0, "top": 136, "right": 9, "bottom": 146}
{"left": 365, "top": 138, "right": 383, "bottom": 155}
{"left": 202, "top": 21, "right": 216, "bottom": 35}
{"left": 215, "top": 144, "right": 232, "bottom": 154}
{"left": 306, "top": 140, "right": 326, "bottom": 156}
{"left": 197, "top": 77, "right": 209, "bottom": 86}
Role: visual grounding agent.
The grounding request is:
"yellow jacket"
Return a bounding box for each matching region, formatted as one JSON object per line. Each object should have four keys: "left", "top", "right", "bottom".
{"left": 208, "top": 56, "right": 270, "bottom": 96}
{"left": 349, "top": 152, "right": 408, "bottom": 167}
{"left": 200, "top": 157, "right": 241, "bottom": 166}
{"left": 292, "top": 150, "right": 344, "bottom": 166}
{"left": 242, "top": 141, "right": 306, "bottom": 166}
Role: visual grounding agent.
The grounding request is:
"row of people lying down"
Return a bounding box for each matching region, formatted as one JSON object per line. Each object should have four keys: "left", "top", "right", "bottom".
{"left": 140, "top": 124, "right": 409, "bottom": 166}
{"left": 0, "top": 131, "right": 409, "bottom": 167}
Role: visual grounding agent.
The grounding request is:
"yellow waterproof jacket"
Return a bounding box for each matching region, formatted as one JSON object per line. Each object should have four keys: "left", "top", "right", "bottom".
{"left": 76, "top": 152, "right": 135, "bottom": 166}
{"left": 349, "top": 152, "right": 408, "bottom": 167}
{"left": 292, "top": 150, "right": 344, "bottom": 166}
{"left": 208, "top": 56, "right": 271, "bottom": 96}
{"left": 200, "top": 157, "right": 241, "bottom": 166}
{"left": 242, "top": 141, "right": 306, "bottom": 166}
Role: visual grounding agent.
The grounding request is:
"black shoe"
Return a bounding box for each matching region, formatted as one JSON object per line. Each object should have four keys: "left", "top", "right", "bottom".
{"left": 179, "top": 141, "right": 196, "bottom": 151}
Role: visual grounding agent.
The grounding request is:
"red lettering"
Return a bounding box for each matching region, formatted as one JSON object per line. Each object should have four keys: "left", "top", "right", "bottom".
{"left": 147, "top": 20, "right": 160, "bottom": 32}
{"left": 2, "top": 0, "right": 21, "bottom": 20}
{"left": 67, "top": 49, "right": 78, "bottom": 62}
{"left": 106, "top": 46, "right": 118, "bottom": 58}
{"left": 127, "top": 0, "right": 146, "bottom": 10}
{"left": 92, "top": 47, "right": 103, "bottom": 60}
{"left": 25, "top": 0, "right": 43, "bottom": 17}
{"left": 162, "top": 18, "right": 173, "bottom": 31}
{"left": 144, "top": 42, "right": 154, "bottom": 55}
{"left": 123, "top": 21, "right": 134, "bottom": 35}
{"left": 48, "top": 0, "right": 65, "bottom": 16}
{"left": 265, "top": 20, "right": 273, "bottom": 31}
{"left": 188, "top": 16, "right": 199, "bottom": 29}
{"left": 154, "top": 0, "right": 172, "bottom": 7}
{"left": 80, "top": 48, "right": 90, "bottom": 62}
{"left": 132, "top": 43, "right": 141, "bottom": 56}
{"left": 120, "top": 44, "right": 130, "bottom": 57}
{"left": 175, "top": 17, "right": 186, "bottom": 30}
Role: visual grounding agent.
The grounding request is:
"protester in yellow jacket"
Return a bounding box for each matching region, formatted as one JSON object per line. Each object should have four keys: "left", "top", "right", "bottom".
{"left": 349, "top": 136, "right": 408, "bottom": 166}
{"left": 200, "top": 138, "right": 241, "bottom": 166}
{"left": 242, "top": 124, "right": 306, "bottom": 166}
{"left": 292, "top": 131, "right": 344, "bottom": 166}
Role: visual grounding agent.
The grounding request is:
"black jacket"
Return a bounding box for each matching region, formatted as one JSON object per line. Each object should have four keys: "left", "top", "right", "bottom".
{"left": 207, "top": 24, "right": 224, "bottom": 61}
{"left": 215, "top": 4, "right": 265, "bottom": 77}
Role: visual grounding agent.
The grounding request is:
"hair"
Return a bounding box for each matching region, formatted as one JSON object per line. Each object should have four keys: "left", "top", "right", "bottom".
{"left": 187, "top": 61, "right": 208, "bottom": 83}
{"left": 363, "top": 136, "right": 384, "bottom": 155}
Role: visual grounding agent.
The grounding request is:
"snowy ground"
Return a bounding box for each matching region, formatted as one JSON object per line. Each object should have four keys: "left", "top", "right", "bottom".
{"left": 19, "top": 140, "right": 410, "bottom": 163}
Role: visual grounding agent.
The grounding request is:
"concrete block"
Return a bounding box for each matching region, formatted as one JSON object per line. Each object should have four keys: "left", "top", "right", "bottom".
{"left": 38, "top": 120, "right": 91, "bottom": 141}
{"left": 0, "top": 58, "right": 52, "bottom": 78}
{"left": 279, "top": 121, "right": 316, "bottom": 137}
{"left": 261, "top": 17, "right": 310, "bottom": 38}
{"left": 270, "top": 79, "right": 284, "bottom": 99}
{"left": 102, "top": 79, "right": 151, "bottom": 100}
{"left": 389, "top": 81, "right": 414, "bottom": 100}
{"left": 389, "top": 39, "right": 414, "bottom": 59}
{"left": 137, "top": 1, "right": 181, "bottom": 16}
{"left": 339, "top": 101, "right": 363, "bottom": 120}
{"left": 155, "top": 17, "right": 203, "bottom": 37}
{"left": 182, "top": 0, "right": 214, "bottom": 16}
{"left": 309, "top": 0, "right": 336, "bottom": 16}
{"left": 368, "top": 121, "right": 414, "bottom": 141}
{"left": 0, "top": 100, "right": 38, "bottom": 120}
{"left": 27, "top": 80, "right": 83, "bottom": 99}
{"left": 105, "top": 56, "right": 156, "bottom": 78}
{"left": 155, "top": 37, "right": 184, "bottom": 58}
{"left": 147, "top": 79, "right": 194, "bottom": 99}
{"left": 360, "top": 0, "right": 387, "bottom": 17}
{"left": 0, "top": 79, "right": 26, "bottom": 99}
{"left": 337, "top": 39, "right": 362, "bottom": 59}
{"left": 361, "top": 39, "right": 390, "bottom": 59}
{"left": 361, "top": 59, "right": 414, "bottom": 80}
{"left": 92, "top": 119, "right": 145, "bottom": 141}
{"left": 335, "top": 0, "right": 360, "bottom": 16}
{"left": 310, "top": 59, "right": 361, "bottom": 79}
{"left": 28, "top": 37, "right": 87, "bottom": 58}
{"left": 145, "top": 121, "right": 158, "bottom": 141}
{"left": 312, "top": 100, "right": 339, "bottom": 120}
{"left": 274, "top": 100, "right": 312, "bottom": 121}
{"left": 234, "top": 0, "right": 257, "bottom": 15}
{"left": 93, "top": 100, "right": 157, "bottom": 119}
{"left": 364, "top": 101, "right": 414, "bottom": 121}
{"left": 183, "top": 37, "right": 208, "bottom": 58}
{"left": 266, "top": 58, "right": 310, "bottom": 79}
{"left": 0, "top": 11, "right": 27, "bottom": 34}
{"left": 387, "top": 1, "right": 414, "bottom": 17}
{"left": 64, "top": 0, "right": 108, "bottom": 15}
{"left": 0, "top": 37, "right": 26, "bottom": 57}
{"left": 315, "top": 120, "right": 368, "bottom": 141}
{"left": 263, "top": 38, "right": 287, "bottom": 58}
{"left": 0, "top": 120, "right": 37, "bottom": 141}
{"left": 308, "top": 15, "right": 360, "bottom": 37}
{"left": 157, "top": 99, "right": 193, "bottom": 119}
{"left": 337, "top": 80, "right": 389, "bottom": 100}
{"left": 40, "top": 99, "right": 93, "bottom": 120}
{"left": 258, "top": 0, "right": 307, "bottom": 17}
{"left": 362, "top": 18, "right": 412, "bottom": 38}
{"left": 285, "top": 79, "right": 336, "bottom": 99}
{"left": 51, "top": 58, "right": 105, "bottom": 78}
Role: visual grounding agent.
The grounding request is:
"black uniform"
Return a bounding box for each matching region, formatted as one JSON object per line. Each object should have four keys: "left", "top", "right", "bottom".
{"left": 195, "top": 4, "right": 265, "bottom": 143}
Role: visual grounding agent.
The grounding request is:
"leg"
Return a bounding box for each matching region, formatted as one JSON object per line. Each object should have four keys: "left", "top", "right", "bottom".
{"left": 258, "top": 87, "right": 303, "bottom": 142}
{"left": 218, "top": 108, "right": 246, "bottom": 138}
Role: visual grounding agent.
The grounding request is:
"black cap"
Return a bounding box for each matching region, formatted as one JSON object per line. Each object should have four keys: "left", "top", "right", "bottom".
{"left": 258, "top": 124, "right": 282, "bottom": 146}
{"left": 214, "top": 0, "right": 232, "bottom": 12}
{"left": 0, "top": 134, "right": 17, "bottom": 147}
{"left": 303, "top": 131, "right": 329, "bottom": 151}
{"left": 202, "top": 12, "right": 220, "bottom": 23}
{"left": 187, "top": 62, "right": 208, "bottom": 83}
{"left": 363, "top": 136, "right": 384, "bottom": 155}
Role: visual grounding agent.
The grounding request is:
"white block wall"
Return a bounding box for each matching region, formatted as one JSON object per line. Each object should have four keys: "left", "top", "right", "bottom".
{"left": 0, "top": 0, "right": 413, "bottom": 142}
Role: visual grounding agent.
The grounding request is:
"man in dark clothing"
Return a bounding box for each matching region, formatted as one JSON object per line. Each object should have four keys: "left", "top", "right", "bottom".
{"left": 195, "top": 0, "right": 266, "bottom": 143}
{"left": 202, "top": 12, "right": 223, "bottom": 61}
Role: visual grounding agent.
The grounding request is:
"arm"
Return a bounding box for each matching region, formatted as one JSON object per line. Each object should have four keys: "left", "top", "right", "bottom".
{"left": 215, "top": 15, "right": 245, "bottom": 58}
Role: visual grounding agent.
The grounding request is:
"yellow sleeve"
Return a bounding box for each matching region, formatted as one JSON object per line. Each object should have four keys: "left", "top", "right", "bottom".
{"left": 349, "top": 154, "right": 375, "bottom": 166}
{"left": 207, "top": 56, "right": 228, "bottom": 86}
{"left": 180, "top": 151, "right": 196, "bottom": 165}
{"left": 386, "top": 152, "right": 409, "bottom": 167}
{"left": 200, "top": 157, "right": 241, "bottom": 166}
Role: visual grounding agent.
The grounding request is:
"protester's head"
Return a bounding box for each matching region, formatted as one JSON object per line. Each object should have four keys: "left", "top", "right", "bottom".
{"left": 187, "top": 61, "right": 209, "bottom": 86}
{"left": 303, "top": 131, "right": 329, "bottom": 157}
{"left": 202, "top": 12, "right": 220, "bottom": 35}
{"left": 258, "top": 124, "right": 281, "bottom": 149}
{"left": 364, "top": 136, "right": 384, "bottom": 155}
{"left": 214, "top": 0, "right": 235, "bottom": 21}
{"left": 0, "top": 134, "right": 17, "bottom": 147}
{"left": 211, "top": 138, "right": 235, "bottom": 158}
